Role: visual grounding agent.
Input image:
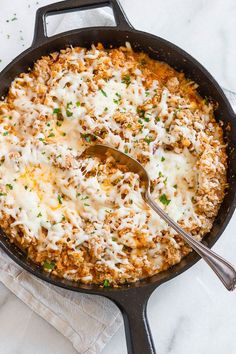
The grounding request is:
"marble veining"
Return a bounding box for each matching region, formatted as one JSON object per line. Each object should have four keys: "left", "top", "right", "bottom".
{"left": 0, "top": 0, "right": 236, "bottom": 353}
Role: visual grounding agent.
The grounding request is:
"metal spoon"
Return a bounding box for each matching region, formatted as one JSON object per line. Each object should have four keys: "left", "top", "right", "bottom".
{"left": 82, "top": 144, "right": 236, "bottom": 291}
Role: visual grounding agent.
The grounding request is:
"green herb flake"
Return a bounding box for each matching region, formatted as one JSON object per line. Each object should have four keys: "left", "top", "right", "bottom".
{"left": 137, "top": 108, "right": 145, "bottom": 118}
{"left": 122, "top": 75, "right": 131, "bottom": 86}
{"left": 140, "top": 59, "right": 146, "bottom": 66}
{"left": 104, "top": 107, "right": 108, "bottom": 112}
{"left": 76, "top": 101, "right": 81, "bottom": 107}
{"left": 3, "top": 131, "right": 9, "bottom": 136}
{"left": 53, "top": 108, "right": 61, "bottom": 114}
{"left": 159, "top": 194, "right": 171, "bottom": 206}
{"left": 84, "top": 203, "right": 90, "bottom": 207}
{"left": 43, "top": 261, "right": 55, "bottom": 270}
{"left": 48, "top": 133, "right": 55, "bottom": 138}
{"left": 144, "top": 137, "right": 153, "bottom": 145}
{"left": 66, "top": 109, "right": 73, "bottom": 117}
{"left": 103, "top": 279, "right": 110, "bottom": 288}
{"left": 100, "top": 89, "right": 107, "bottom": 97}
{"left": 145, "top": 90, "right": 150, "bottom": 97}
{"left": 158, "top": 171, "right": 164, "bottom": 178}
{"left": 0, "top": 192, "right": 7, "bottom": 197}
{"left": 57, "top": 195, "right": 63, "bottom": 204}
{"left": 24, "top": 185, "right": 28, "bottom": 190}
{"left": 81, "top": 196, "right": 89, "bottom": 200}
{"left": 6, "top": 184, "right": 13, "bottom": 190}
{"left": 37, "top": 212, "right": 42, "bottom": 217}
{"left": 81, "top": 133, "right": 91, "bottom": 143}
{"left": 161, "top": 156, "right": 165, "bottom": 162}
{"left": 173, "top": 184, "right": 178, "bottom": 189}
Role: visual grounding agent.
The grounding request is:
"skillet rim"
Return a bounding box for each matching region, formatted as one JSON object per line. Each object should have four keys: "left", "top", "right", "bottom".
{"left": 0, "top": 25, "right": 236, "bottom": 296}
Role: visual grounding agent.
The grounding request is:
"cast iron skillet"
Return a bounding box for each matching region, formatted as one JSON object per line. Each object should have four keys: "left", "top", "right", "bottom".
{"left": 0, "top": 1, "right": 236, "bottom": 353}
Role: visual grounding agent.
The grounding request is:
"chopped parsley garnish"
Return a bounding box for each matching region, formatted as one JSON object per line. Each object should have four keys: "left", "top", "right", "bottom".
{"left": 24, "top": 185, "right": 28, "bottom": 190}
{"left": 39, "top": 137, "right": 44, "bottom": 142}
{"left": 140, "top": 59, "right": 146, "bottom": 66}
{"left": 56, "top": 121, "right": 62, "bottom": 127}
{"left": 76, "top": 193, "right": 81, "bottom": 197}
{"left": 100, "top": 89, "right": 107, "bottom": 97}
{"left": 3, "top": 131, "right": 9, "bottom": 136}
{"left": 62, "top": 132, "right": 66, "bottom": 136}
{"left": 161, "top": 156, "right": 165, "bottom": 162}
{"left": 103, "top": 279, "right": 110, "bottom": 288}
{"left": 43, "top": 261, "right": 55, "bottom": 270}
{"left": 124, "top": 147, "right": 129, "bottom": 154}
{"left": 144, "top": 137, "right": 153, "bottom": 145}
{"left": 173, "top": 184, "right": 178, "bottom": 189}
{"left": 84, "top": 203, "right": 90, "bottom": 207}
{"left": 127, "top": 123, "right": 132, "bottom": 128}
{"left": 137, "top": 108, "right": 145, "bottom": 118}
{"left": 204, "top": 97, "right": 209, "bottom": 105}
{"left": 37, "top": 212, "right": 42, "bottom": 217}
{"left": 156, "top": 117, "right": 160, "bottom": 122}
{"left": 66, "top": 110, "right": 73, "bottom": 117}
{"left": 159, "top": 194, "right": 171, "bottom": 205}
{"left": 0, "top": 192, "right": 7, "bottom": 197}
{"left": 66, "top": 102, "right": 73, "bottom": 117}
{"left": 6, "top": 184, "right": 13, "bottom": 190}
{"left": 53, "top": 108, "right": 61, "bottom": 114}
{"left": 113, "top": 92, "right": 122, "bottom": 104}
{"left": 104, "top": 107, "right": 108, "bottom": 112}
{"left": 158, "top": 171, "right": 164, "bottom": 178}
{"left": 57, "top": 195, "right": 63, "bottom": 204}
{"left": 76, "top": 101, "right": 81, "bottom": 107}
{"left": 122, "top": 75, "right": 131, "bottom": 86}
{"left": 81, "top": 133, "right": 91, "bottom": 143}
{"left": 81, "top": 196, "right": 89, "bottom": 200}
{"left": 145, "top": 90, "right": 150, "bottom": 97}
{"left": 143, "top": 117, "right": 150, "bottom": 122}
{"left": 48, "top": 133, "right": 55, "bottom": 138}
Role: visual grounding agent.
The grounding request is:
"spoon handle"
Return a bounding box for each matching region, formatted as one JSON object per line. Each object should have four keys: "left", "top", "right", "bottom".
{"left": 146, "top": 192, "right": 236, "bottom": 291}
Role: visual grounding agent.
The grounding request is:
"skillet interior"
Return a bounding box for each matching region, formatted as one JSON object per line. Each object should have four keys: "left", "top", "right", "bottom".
{"left": 0, "top": 28, "right": 236, "bottom": 296}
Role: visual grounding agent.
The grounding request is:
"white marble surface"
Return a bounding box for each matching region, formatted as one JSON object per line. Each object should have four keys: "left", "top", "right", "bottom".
{"left": 0, "top": 0, "right": 236, "bottom": 353}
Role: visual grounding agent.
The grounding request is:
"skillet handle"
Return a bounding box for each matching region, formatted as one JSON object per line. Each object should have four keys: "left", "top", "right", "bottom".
{"left": 109, "top": 289, "right": 156, "bottom": 354}
{"left": 32, "top": 0, "right": 132, "bottom": 46}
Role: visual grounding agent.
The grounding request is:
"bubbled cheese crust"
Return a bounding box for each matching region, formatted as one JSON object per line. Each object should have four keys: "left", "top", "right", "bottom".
{"left": 0, "top": 44, "right": 227, "bottom": 286}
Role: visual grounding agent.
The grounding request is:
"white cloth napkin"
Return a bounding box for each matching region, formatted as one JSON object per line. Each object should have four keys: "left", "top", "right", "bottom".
{"left": 0, "top": 4, "right": 236, "bottom": 354}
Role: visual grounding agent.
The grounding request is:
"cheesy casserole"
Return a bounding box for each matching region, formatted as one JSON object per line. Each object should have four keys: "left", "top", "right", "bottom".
{"left": 0, "top": 44, "right": 227, "bottom": 286}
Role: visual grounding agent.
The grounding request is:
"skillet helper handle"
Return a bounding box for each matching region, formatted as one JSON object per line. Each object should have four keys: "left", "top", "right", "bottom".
{"left": 33, "top": 0, "right": 132, "bottom": 45}
{"left": 110, "top": 290, "right": 156, "bottom": 354}
{"left": 146, "top": 192, "right": 236, "bottom": 291}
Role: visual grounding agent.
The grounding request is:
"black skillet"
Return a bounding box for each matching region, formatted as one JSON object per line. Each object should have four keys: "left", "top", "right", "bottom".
{"left": 0, "top": 1, "right": 236, "bottom": 353}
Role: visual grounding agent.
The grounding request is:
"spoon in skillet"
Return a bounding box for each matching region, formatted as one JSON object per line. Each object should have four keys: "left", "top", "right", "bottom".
{"left": 82, "top": 144, "right": 236, "bottom": 291}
